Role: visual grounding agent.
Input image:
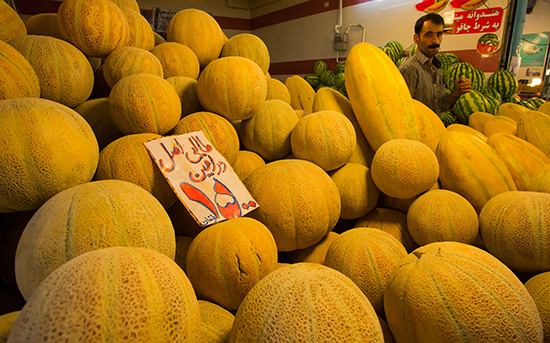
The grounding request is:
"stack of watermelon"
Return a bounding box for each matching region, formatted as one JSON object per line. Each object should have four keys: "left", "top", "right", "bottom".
{"left": 305, "top": 60, "right": 347, "bottom": 97}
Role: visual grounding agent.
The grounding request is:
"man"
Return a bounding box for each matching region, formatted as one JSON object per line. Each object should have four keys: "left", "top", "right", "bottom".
{"left": 399, "top": 13, "right": 471, "bottom": 116}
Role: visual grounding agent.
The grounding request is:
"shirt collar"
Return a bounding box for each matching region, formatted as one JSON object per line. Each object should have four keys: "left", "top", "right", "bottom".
{"left": 415, "top": 50, "right": 441, "bottom": 69}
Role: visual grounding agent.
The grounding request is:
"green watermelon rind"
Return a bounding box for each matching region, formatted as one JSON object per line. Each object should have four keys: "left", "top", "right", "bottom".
{"left": 313, "top": 60, "right": 328, "bottom": 77}
{"left": 486, "top": 70, "right": 518, "bottom": 100}
{"left": 452, "top": 90, "right": 489, "bottom": 125}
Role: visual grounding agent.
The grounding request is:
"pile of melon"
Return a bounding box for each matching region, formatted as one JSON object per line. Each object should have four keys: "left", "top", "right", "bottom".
{"left": 1, "top": 0, "right": 550, "bottom": 342}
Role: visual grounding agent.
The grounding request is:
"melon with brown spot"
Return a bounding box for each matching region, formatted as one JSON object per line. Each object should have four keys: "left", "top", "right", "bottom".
{"left": 9, "top": 35, "right": 94, "bottom": 108}
{"left": 10, "top": 247, "right": 201, "bottom": 342}
{"left": 151, "top": 42, "right": 200, "bottom": 79}
{"left": 229, "top": 263, "right": 385, "bottom": 342}
{"left": 186, "top": 217, "right": 278, "bottom": 311}
{"left": 384, "top": 241, "right": 544, "bottom": 343}
{"left": 0, "top": 40, "right": 40, "bottom": 100}
{"left": 198, "top": 300, "right": 235, "bottom": 343}
{"left": 525, "top": 271, "right": 550, "bottom": 343}
{"left": 221, "top": 33, "right": 270, "bottom": 74}
{"left": 121, "top": 7, "right": 155, "bottom": 51}
{"left": 57, "top": 0, "right": 130, "bottom": 57}
{"left": 23, "top": 13, "right": 62, "bottom": 39}
{"left": 232, "top": 150, "right": 265, "bottom": 182}
{"left": 102, "top": 46, "right": 164, "bottom": 88}
{"left": 0, "top": 0, "right": 26, "bottom": 42}
{"left": 0, "top": 98, "right": 99, "bottom": 213}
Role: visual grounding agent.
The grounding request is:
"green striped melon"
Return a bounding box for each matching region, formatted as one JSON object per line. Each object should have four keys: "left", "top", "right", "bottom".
{"left": 452, "top": 90, "right": 489, "bottom": 124}
{"left": 313, "top": 60, "right": 328, "bottom": 76}
{"left": 519, "top": 100, "right": 536, "bottom": 110}
{"left": 381, "top": 46, "right": 399, "bottom": 63}
{"left": 445, "top": 62, "right": 483, "bottom": 92}
{"left": 440, "top": 110, "right": 458, "bottom": 127}
{"left": 334, "top": 61, "right": 346, "bottom": 74}
{"left": 486, "top": 70, "right": 518, "bottom": 99}
{"left": 320, "top": 69, "right": 335, "bottom": 86}
{"left": 334, "top": 72, "right": 346, "bottom": 88}
{"left": 482, "top": 85, "right": 502, "bottom": 105}
{"left": 409, "top": 44, "right": 417, "bottom": 57}
{"left": 484, "top": 95, "right": 501, "bottom": 114}
{"left": 396, "top": 56, "right": 408, "bottom": 67}
{"left": 436, "top": 53, "right": 456, "bottom": 73}
{"left": 384, "top": 40, "right": 404, "bottom": 59}
{"left": 525, "top": 97, "right": 545, "bottom": 110}
{"left": 305, "top": 73, "right": 320, "bottom": 89}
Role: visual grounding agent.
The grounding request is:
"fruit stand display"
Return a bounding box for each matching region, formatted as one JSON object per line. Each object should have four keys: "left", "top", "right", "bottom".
{"left": 1, "top": 0, "right": 550, "bottom": 342}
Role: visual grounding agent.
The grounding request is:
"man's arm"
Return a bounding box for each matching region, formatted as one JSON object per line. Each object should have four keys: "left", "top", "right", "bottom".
{"left": 448, "top": 78, "right": 471, "bottom": 107}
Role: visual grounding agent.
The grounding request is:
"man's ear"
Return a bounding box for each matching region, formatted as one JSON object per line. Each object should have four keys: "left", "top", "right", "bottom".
{"left": 413, "top": 33, "right": 419, "bottom": 44}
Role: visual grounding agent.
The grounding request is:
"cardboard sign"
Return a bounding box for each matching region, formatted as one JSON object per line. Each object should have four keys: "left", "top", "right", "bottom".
{"left": 144, "top": 131, "right": 258, "bottom": 227}
{"left": 453, "top": 7, "right": 503, "bottom": 35}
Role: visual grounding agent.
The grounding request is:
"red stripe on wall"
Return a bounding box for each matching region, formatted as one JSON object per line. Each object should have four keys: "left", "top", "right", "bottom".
{"left": 14, "top": 0, "right": 60, "bottom": 15}
{"left": 214, "top": 16, "right": 251, "bottom": 31}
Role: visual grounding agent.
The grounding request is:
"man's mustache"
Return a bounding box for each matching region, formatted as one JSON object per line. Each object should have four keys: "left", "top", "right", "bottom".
{"left": 428, "top": 44, "right": 440, "bottom": 49}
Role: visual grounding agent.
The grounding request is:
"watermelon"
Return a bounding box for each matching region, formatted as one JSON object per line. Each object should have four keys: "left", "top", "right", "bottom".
{"left": 409, "top": 44, "right": 417, "bottom": 57}
{"left": 484, "top": 95, "right": 501, "bottom": 114}
{"left": 319, "top": 69, "right": 335, "bottom": 86}
{"left": 385, "top": 41, "right": 404, "bottom": 59}
{"left": 452, "top": 90, "right": 490, "bottom": 124}
{"left": 436, "top": 53, "right": 456, "bottom": 74}
{"left": 334, "top": 72, "right": 346, "bottom": 88}
{"left": 519, "top": 100, "right": 536, "bottom": 110}
{"left": 334, "top": 61, "right": 346, "bottom": 74}
{"left": 396, "top": 56, "right": 408, "bottom": 68}
{"left": 440, "top": 110, "right": 458, "bottom": 127}
{"left": 305, "top": 73, "right": 321, "bottom": 90}
{"left": 486, "top": 70, "right": 518, "bottom": 100}
{"left": 381, "top": 46, "right": 399, "bottom": 63}
{"left": 313, "top": 60, "right": 328, "bottom": 76}
{"left": 525, "top": 97, "right": 545, "bottom": 110}
{"left": 445, "top": 62, "right": 483, "bottom": 92}
{"left": 503, "top": 95, "right": 521, "bottom": 104}
{"left": 482, "top": 86, "right": 502, "bottom": 103}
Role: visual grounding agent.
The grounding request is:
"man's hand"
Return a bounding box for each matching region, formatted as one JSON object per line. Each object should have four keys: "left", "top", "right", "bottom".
{"left": 455, "top": 78, "right": 471, "bottom": 95}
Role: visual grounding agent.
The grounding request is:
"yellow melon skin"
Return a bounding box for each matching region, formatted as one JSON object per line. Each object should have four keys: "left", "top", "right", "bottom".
{"left": 517, "top": 110, "right": 550, "bottom": 156}
{"left": 95, "top": 133, "right": 177, "bottom": 208}
{"left": 539, "top": 101, "right": 550, "bottom": 116}
{"left": 151, "top": 42, "right": 200, "bottom": 79}
{"left": 528, "top": 164, "right": 550, "bottom": 194}
{"left": 75, "top": 97, "right": 124, "bottom": 150}
{"left": 291, "top": 110, "right": 357, "bottom": 171}
{"left": 0, "top": 311, "right": 20, "bottom": 342}
{"left": 0, "top": 40, "right": 40, "bottom": 100}
{"left": 497, "top": 102, "right": 530, "bottom": 123}
{"left": 166, "top": 8, "right": 225, "bottom": 68}
{"left": 232, "top": 150, "right": 265, "bottom": 182}
{"left": 447, "top": 123, "right": 488, "bottom": 142}
{"left": 166, "top": 76, "right": 203, "bottom": 117}
{"left": 479, "top": 191, "right": 550, "bottom": 273}
{"left": 197, "top": 56, "right": 267, "bottom": 121}
{"left": 110, "top": 0, "right": 140, "bottom": 12}
{"left": 14, "top": 179, "right": 176, "bottom": 300}
{"left": 121, "top": 7, "right": 154, "bottom": 51}
{"left": 371, "top": 139, "right": 439, "bottom": 199}
{"left": 198, "top": 300, "right": 235, "bottom": 343}
{"left": 284, "top": 231, "right": 339, "bottom": 264}
{"left": 103, "top": 46, "right": 164, "bottom": 88}
{"left": 24, "top": 13, "right": 62, "bottom": 39}
{"left": 10, "top": 247, "right": 201, "bottom": 342}
{"left": 324, "top": 228, "right": 408, "bottom": 316}
{"left": 186, "top": 217, "right": 278, "bottom": 311}
{"left": 109, "top": 73, "right": 182, "bottom": 135}
{"left": 239, "top": 99, "right": 299, "bottom": 161}
{"left": 468, "top": 111, "right": 494, "bottom": 132}
{"left": 0, "top": 98, "right": 99, "bottom": 213}
{"left": 482, "top": 114, "right": 517, "bottom": 137}
{"left": 9, "top": 35, "right": 94, "bottom": 108}
{"left": 411, "top": 98, "right": 448, "bottom": 152}
{"left": 407, "top": 189, "right": 479, "bottom": 246}
{"left": 0, "top": 1, "right": 26, "bottom": 42}
{"left": 525, "top": 271, "right": 550, "bottom": 343}
{"left": 266, "top": 77, "right": 291, "bottom": 105}
{"left": 285, "top": 75, "right": 316, "bottom": 114}
{"left": 384, "top": 242, "right": 544, "bottom": 343}
{"left": 229, "top": 263, "right": 385, "bottom": 343}
{"left": 221, "top": 33, "right": 270, "bottom": 74}
{"left": 57, "top": 0, "right": 130, "bottom": 58}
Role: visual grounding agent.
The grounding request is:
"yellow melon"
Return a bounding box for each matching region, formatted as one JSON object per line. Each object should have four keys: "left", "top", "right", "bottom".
{"left": 75, "top": 97, "right": 124, "bottom": 150}
{"left": 517, "top": 110, "right": 550, "bottom": 156}
{"left": 482, "top": 114, "right": 517, "bottom": 137}
{"left": 411, "top": 98, "right": 448, "bottom": 152}
{"left": 239, "top": 99, "right": 299, "bottom": 161}
{"left": 244, "top": 159, "right": 341, "bottom": 251}
{"left": 380, "top": 181, "right": 440, "bottom": 214}
{"left": 186, "top": 217, "right": 278, "bottom": 311}
{"left": 291, "top": 110, "right": 356, "bottom": 171}
{"left": 9, "top": 35, "right": 94, "bottom": 108}
{"left": 166, "top": 8, "right": 225, "bottom": 68}
{"left": 165, "top": 76, "right": 203, "bottom": 117}
{"left": 0, "top": 40, "right": 40, "bottom": 100}
{"left": 229, "top": 263, "right": 385, "bottom": 342}
{"left": 524, "top": 271, "right": 550, "bottom": 343}
{"left": 324, "top": 228, "right": 408, "bottom": 316}
{"left": 197, "top": 56, "right": 267, "bottom": 121}
{"left": 121, "top": 7, "right": 154, "bottom": 51}
{"left": 329, "top": 162, "right": 380, "bottom": 219}
{"left": 10, "top": 247, "right": 201, "bottom": 342}
{"left": 171, "top": 111, "right": 240, "bottom": 165}
{"left": 221, "top": 33, "right": 270, "bottom": 74}
{"left": 528, "top": 164, "right": 550, "bottom": 193}
{"left": 447, "top": 123, "right": 488, "bottom": 142}
{"left": 497, "top": 102, "right": 530, "bottom": 122}
{"left": 110, "top": 0, "right": 140, "bottom": 12}
{"left": 153, "top": 31, "right": 166, "bottom": 46}
{"left": 0, "top": 310, "right": 19, "bottom": 342}
{"left": 370, "top": 139, "right": 439, "bottom": 199}
{"left": 468, "top": 111, "right": 494, "bottom": 132}
{"left": 231, "top": 150, "right": 266, "bottom": 181}
{"left": 407, "top": 189, "right": 479, "bottom": 246}
{"left": 57, "top": 0, "right": 129, "bottom": 57}
{"left": 198, "top": 300, "right": 235, "bottom": 343}
{"left": 102, "top": 46, "right": 164, "bottom": 88}
{"left": 284, "top": 231, "right": 339, "bottom": 264}
{"left": 378, "top": 316, "right": 396, "bottom": 343}
{"left": 151, "top": 42, "right": 200, "bottom": 79}
{"left": 384, "top": 242, "right": 543, "bottom": 342}
{"left": 0, "top": 98, "right": 99, "bottom": 213}
{"left": 0, "top": 1, "right": 26, "bottom": 42}
{"left": 539, "top": 101, "right": 550, "bottom": 116}
{"left": 109, "top": 73, "right": 181, "bottom": 135}
{"left": 266, "top": 77, "right": 292, "bottom": 104}
{"left": 23, "top": 13, "right": 62, "bottom": 39}
{"left": 285, "top": 75, "right": 316, "bottom": 113}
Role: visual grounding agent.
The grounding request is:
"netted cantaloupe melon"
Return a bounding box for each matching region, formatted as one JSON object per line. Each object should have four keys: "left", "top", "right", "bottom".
{"left": 14, "top": 179, "right": 176, "bottom": 300}
{"left": 75, "top": 97, "right": 124, "bottom": 150}
{"left": 165, "top": 76, "right": 203, "bottom": 117}
{"left": 220, "top": 33, "right": 270, "bottom": 74}
{"left": 10, "top": 247, "right": 201, "bottom": 342}
{"left": 151, "top": 42, "right": 200, "bottom": 80}
{"left": 0, "top": 98, "right": 99, "bottom": 213}
{"left": 120, "top": 7, "right": 155, "bottom": 51}
{"left": 231, "top": 150, "right": 265, "bottom": 182}
{"left": 0, "top": 0, "right": 26, "bottom": 42}
{"left": 283, "top": 231, "right": 339, "bottom": 264}
{"left": 102, "top": 46, "right": 164, "bottom": 88}
{"left": 0, "top": 40, "right": 40, "bottom": 100}
{"left": 229, "top": 263, "right": 385, "bottom": 342}
{"left": 110, "top": 0, "right": 140, "bottom": 12}
{"left": 186, "top": 217, "right": 278, "bottom": 311}
{"left": 198, "top": 300, "right": 235, "bottom": 343}
{"left": 525, "top": 271, "right": 550, "bottom": 343}
{"left": 23, "top": 13, "right": 62, "bottom": 39}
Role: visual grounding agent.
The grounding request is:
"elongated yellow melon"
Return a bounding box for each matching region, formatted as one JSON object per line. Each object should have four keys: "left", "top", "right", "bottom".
{"left": 517, "top": 110, "right": 550, "bottom": 156}
{"left": 411, "top": 98, "right": 447, "bottom": 152}
{"left": 468, "top": 111, "right": 494, "bottom": 132}
{"left": 121, "top": 7, "right": 154, "bottom": 51}
{"left": 0, "top": 40, "right": 40, "bottom": 100}
{"left": 285, "top": 75, "right": 316, "bottom": 113}
{"left": 0, "top": 0, "right": 26, "bottom": 42}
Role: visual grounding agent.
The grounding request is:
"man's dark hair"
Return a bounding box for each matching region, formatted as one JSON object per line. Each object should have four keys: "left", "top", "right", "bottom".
{"left": 414, "top": 13, "right": 444, "bottom": 34}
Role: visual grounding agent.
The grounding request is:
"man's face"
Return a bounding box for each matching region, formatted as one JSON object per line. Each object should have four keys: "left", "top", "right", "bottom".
{"left": 414, "top": 20, "right": 444, "bottom": 59}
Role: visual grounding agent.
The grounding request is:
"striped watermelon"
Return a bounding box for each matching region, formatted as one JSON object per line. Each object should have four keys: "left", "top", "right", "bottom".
{"left": 484, "top": 95, "right": 501, "bottom": 114}
{"left": 486, "top": 70, "right": 518, "bottom": 99}
{"left": 482, "top": 86, "right": 502, "bottom": 103}
{"left": 445, "top": 62, "right": 484, "bottom": 92}
{"left": 409, "top": 44, "right": 417, "bottom": 57}
{"left": 519, "top": 100, "right": 536, "bottom": 110}
{"left": 334, "top": 72, "right": 346, "bottom": 88}
{"left": 385, "top": 40, "right": 404, "bottom": 59}
{"left": 313, "top": 60, "right": 328, "bottom": 76}
{"left": 440, "top": 110, "right": 458, "bottom": 127}
{"left": 445, "top": 53, "right": 460, "bottom": 64}
{"left": 396, "top": 56, "right": 408, "bottom": 67}
{"left": 319, "top": 69, "right": 335, "bottom": 86}
{"left": 503, "top": 95, "right": 521, "bottom": 104}
{"left": 436, "top": 54, "right": 456, "bottom": 75}
{"left": 525, "top": 97, "right": 545, "bottom": 110}
{"left": 473, "top": 68, "right": 486, "bottom": 91}
{"left": 452, "top": 90, "right": 490, "bottom": 124}
{"left": 334, "top": 61, "right": 346, "bottom": 74}
{"left": 305, "top": 73, "right": 320, "bottom": 90}
{"left": 381, "top": 46, "right": 399, "bottom": 63}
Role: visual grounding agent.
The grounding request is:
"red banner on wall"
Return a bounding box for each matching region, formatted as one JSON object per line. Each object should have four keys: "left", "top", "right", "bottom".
{"left": 453, "top": 7, "right": 503, "bottom": 35}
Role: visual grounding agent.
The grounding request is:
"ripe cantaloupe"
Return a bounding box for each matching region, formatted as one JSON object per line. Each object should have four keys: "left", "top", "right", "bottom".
{"left": 0, "top": 98, "right": 99, "bottom": 213}
{"left": 23, "top": 13, "right": 62, "bottom": 39}
{"left": 370, "top": 139, "right": 439, "bottom": 199}
{"left": 239, "top": 99, "right": 299, "bottom": 161}
{"left": 380, "top": 181, "right": 440, "bottom": 213}
{"left": 231, "top": 150, "right": 265, "bottom": 181}
{"left": 229, "top": 263, "right": 385, "bottom": 342}
{"left": 479, "top": 191, "right": 550, "bottom": 273}
{"left": 324, "top": 228, "right": 408, "bottom": 316}
{"left": 151, "top": 42, "right": 200, "bottom": 79}
{"left": 166, "top": 8, "right": 225, "bottom": 68}
{"left": 166, "top": 76, "right": 203, "bottom": 117}
{"left": 121, "top": 7, "right": 155, "bottom": 51}
{"left": 110, "top": 0, "right": 140, "bottom": 12}
{"left": 171, "top": 111, "right": 240, "bottom": 165}
{"left": 75, "top": 97, "right": 124, "bottom": 150}
{"left": 102, "top": 46, "right": 164, "bottom": 88}
{"left": 244, "top": 159, "right": 341, "bottom": 251}
{"left": 95, "top": 133, "right": 177, "bottom": 208}
{"left": 384, "top": 242, "right": 543, "bottom": 343}
{"left": 198, "top": 300, "right": 235, "bottom": 343}
{"left": 14, "top": 179, "right": 176, "bottom": 300}
{"left": 9, "top": 35, "right": 94, "bottom": 108}
{"left": 0, "top": 1, "right": 26, "bottom": 42}
{"left": 197, "top": 56, "right": 267, "bottom": 121}
{"left": 266, "top": 77, "right": 292, "bottom": 104}
{"left": 528, "top": 164, "right": 550, "bottom": 193}
{"left": 186, "top": 217, "right": 278, "bottom": 311}
{"left": 153, "top": 31, "right": 166, "bottom": 46}
{"left": 0, "top": 40, "right": 40, "bottom": 100}
{"left": 524, "top": 271, "right": 550, "bottom": 343}
{"left": 109, "top": 73, "right": 181, "bottom": 135}
{"left": 329, "top": 162, "right": 380, "bottom": 219}
{"left": 284, "top": 231, "right": 339, "bottom": 264}
{"left": 10, "top": 247, "right": 201, "bottom": 342}
{"left": 220, "top": 33, "right": 270, "bottom": 74}
{"left": 406, "top": 189, "right": 479, "bottom": 246}
{"left": 291, "top": 110, "right": 356, "bottom": 171}
{"left": 57, "top": 0, "right": 129, "bottom": 57}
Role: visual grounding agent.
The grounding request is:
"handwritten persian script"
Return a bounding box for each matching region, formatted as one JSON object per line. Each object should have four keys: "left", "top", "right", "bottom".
{"left": 453, "top": 7, "right": 503, "bottom": 35}
{"left": 144, "top": 131, "right": 258, "bottom": 227}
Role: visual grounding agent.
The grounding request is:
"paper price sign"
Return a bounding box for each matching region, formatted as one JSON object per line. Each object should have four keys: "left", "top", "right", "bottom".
{"left": 144, "top": 131, "right": 258, "bottom": 227}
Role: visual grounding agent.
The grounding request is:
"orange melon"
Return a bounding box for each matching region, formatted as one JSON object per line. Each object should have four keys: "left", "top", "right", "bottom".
{"left": 446, "top": 123, "right": 488, "bottom": 142}
{"left": 121, "top": 7, "right": 154, "bottom": 51}
{"left": 110, "top": 0, "right": 140, "bottom": 12}
{"left": 9, "top": 35, "right": 94, "bottom": 108}
{"left": 14, "top": 179, "right": 176, "bottom": 299}
{"left": 57, "top": 0, "right": 130, "bottom": 57}
{"left": 0, "top": 40, "right": 40, "bottom": 100}
{"left": 10, "top": 247, "right": 201, "bottom": 342}
{"left": 231, "top": 150, "right": 266, "bottom": 181}
{"left": 517, "top": 110, "right": 550, "bottom": 156}
{"left": 221, "top": 33, "right": 270, "bottom": 74}
{"left": 198, "top": 300, "right": 235, "bottom": 342}
{"left": 102, "top": 46, "right": 164, "bottom": 88}
{"left": 380, "top": 180, "right": 440, "bottom": 213}
{"left": 284, "top": 231, "right": 339, "bottom": 264}
{"left": 411, "top": 98, "right": 448, "bottom": 152}
{"left": 0, "top": 0, "right": 26, "bottom": 42}
{"left": 528, "top": 164, "right": 550, "bottom": 193}
{"left": 229, "top": 263, "right": 385, "bottom": 342}
{"left": 0, "top": 98, "right": 99, "bottom": 213}
{"left": 23, "top": 13, "right": 62, "bottom": 39}
{"left": 468, "top": 111, "right": 494, "bottom": 132}
{"left": 524, "top": 271, "right": 550, "bottom": 343}
{"left": 74, "top": 97, "right": 124, "bottom": 150}
{"left": 151, "top": 42, "right": 200, "bottom": 79}
{"left": 539, "top": 101, "right": 550, "bottom": 116}
{"left": 165, "top": 76, "right": 203, "bottom": 117}
{"left": 482, "top": 114, "right": 517, "bottom": 137}
{"left": 266, "top": 77, "right": 292, "bottom": 104}
{"left": 186, "top": 217, "right": 278, "bottom": 311}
